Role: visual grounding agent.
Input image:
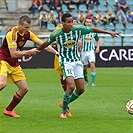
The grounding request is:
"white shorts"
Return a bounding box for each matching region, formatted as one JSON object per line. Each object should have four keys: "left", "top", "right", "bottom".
{"left": 61, "top": 61, "right": 84, "bottom": 80}
{"left": 80, "top": 51, "right": 95, "bottom": 65}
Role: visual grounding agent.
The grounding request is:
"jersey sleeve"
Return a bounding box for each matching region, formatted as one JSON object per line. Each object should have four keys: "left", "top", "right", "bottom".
{"left": 75, "top": 25, "right": 92, "bottom": 35}
{"left": 94, "top": 33, "right": 99, "bottom": 41}
{"left": 84, "top": 26, "right": 92, "bottom": 34}
{"left": 54, "top": 24, "right": 62, "bottom": 30}
{"left": 45, "top": 31, "right": 56, "bottom": 45}
{"left": 6, "top": 31, "right": 17, "bottom": 49}
{"left": 29, "top": 31, "right": 41, "bottom": 43}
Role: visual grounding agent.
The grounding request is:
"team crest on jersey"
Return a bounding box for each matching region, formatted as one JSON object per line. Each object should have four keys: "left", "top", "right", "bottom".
{"left": 85, "top": 36, "right": 91, "bottom": 42}
{"left": 63, "top": 40, "right": 75, "bottom": 48}
{"left": 18, "top": 41, "right": 24, "bottom": 46}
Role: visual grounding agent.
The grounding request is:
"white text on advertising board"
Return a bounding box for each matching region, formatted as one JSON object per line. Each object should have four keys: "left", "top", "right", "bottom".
{"left": 99, "top": 49, "right": 133, "bottom": 61}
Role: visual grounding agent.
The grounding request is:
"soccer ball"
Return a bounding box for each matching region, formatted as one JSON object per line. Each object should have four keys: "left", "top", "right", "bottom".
{"left": 126, "top": 100, "right": 133, "bottom": 115}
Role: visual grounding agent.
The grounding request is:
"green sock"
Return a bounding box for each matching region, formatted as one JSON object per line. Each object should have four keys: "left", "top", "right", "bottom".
{"left": 91, "top": 72, "right": 96, "bottom": 83}
{"left": 62, "top": 92, "right": 71, "bottom": 113}
{"left": 84, "top": 74, "right": 89, "bottom": 83}
{"left": 69, "top": 90, "right": 80, "bottom": 104}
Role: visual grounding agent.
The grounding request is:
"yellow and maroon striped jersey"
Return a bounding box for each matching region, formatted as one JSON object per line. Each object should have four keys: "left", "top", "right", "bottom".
{"left": 0, "top": 26, "right": 41, "bottom": 67}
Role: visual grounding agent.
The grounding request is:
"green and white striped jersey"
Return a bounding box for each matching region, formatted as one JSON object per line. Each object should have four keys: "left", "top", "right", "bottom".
{"left": 81, "top": 32, "right": 99, "bottom": 52}
{"left": 46, "top": 24, "right": 92, "bottom": 63}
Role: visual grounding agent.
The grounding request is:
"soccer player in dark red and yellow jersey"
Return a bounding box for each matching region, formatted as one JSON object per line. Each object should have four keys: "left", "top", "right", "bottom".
{"left": 0, "top": 15, "right": 58, "bottom": 118}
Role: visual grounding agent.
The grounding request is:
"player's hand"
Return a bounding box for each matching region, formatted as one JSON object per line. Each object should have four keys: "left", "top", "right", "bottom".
{"left": 55, "top": 52, "right": 59, "bottom": 57}
{"left": 95, "top": 47, "right": 100, "bottom": 53}
{"left": 29, "top": 48, "right": 40, "bottom": 56}
{"left": 110, "top": 32, "right": 121, "bottom": 37}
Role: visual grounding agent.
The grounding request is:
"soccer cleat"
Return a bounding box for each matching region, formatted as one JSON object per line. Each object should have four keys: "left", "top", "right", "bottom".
{"left": 84, "top": 82, "right": 88, "bottom": 87}
{"left": 60, "top": 112, "right": 67, "bottom": 118}
{"left": 59, "top": 102, "right": 72, "bottom": 117}
{"left": 3, "top": 109, "right": 20, "bottom": 118}
{"left": 91, "top": 83, "right": 96, "bottom": 87}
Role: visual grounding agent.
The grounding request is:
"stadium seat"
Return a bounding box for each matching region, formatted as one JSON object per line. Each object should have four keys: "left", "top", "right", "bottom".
{"left": 101, "top": 11, "right": 106, "bottom": 16}
{"left": 108, "top": 1, "right": 117, "bottom": 6}
{"left": 125, "top": 23, "right": 133, "bottom": 30}
{"left": 0, "top": 30, "right": 7, "bottom": 44}
{"left": 43, "top": 4, "right": 50, "bottom": 12}
{"left": 123, "top": 36, "right": 133, "bottom": 43}
{"left": 100, "top": 0, "right": 107, "bottom": 6}
{"left": 114, "top": 42, "right": 122, "bottom": 46}
{"left": 123, "top": 42, "right": 133, "bottom": 46}
{"left": 47, "top": 23, "right": 55, "bottom": 31}
{"left": 124, "top": 36, "right": 133, "bottom": 42}
{"left": 106, "top": 24, "right": 115, "bottom": 31}
{"left": 92, "top": 7, "right": 97, "bottom": 12}
{"left": 104, "top": 36, "right": 114, "bottom": 42}
{"left": 91, "top": 23, "right": 95, "bottom": 27}
{"left": 107, "top": 3, "right": 117, "bottom": 12}
{"left": 104, "top": 36, "right": 114, "bottom": 45}
{"left": 104, "top": 42, "right": 114, "bottom": 46}
{"left": 91, "top": 10, "right": 97, "bottom": 16}
{"left": 114, "top": 37, "right": 122, "bottom": 43}
{"left": 70, "top": 4, "right": 78, "bottom": 11}
{"left": 39, "top": 11, "right": 44, "bottom": 15}
{"left": 53, "top": 10, "right": 58, "bottom": 18}
{"left": 96, "top": 23, "right": 105, "bottom": 29}
{"left": 61, "top": 4, "right": 69, "bottom": 12}
{"left": 126, "top": 0, "right": 133, "bottom": 5}
{"left": 125, "top": 29, "right": 133, "bottom": 34}
{"left": 97, "top": 5, "right": 107, "bottom": 12}
{"left": 115, "top": 23, "right": 125, "bottom": 30}
{"left": 72, "top": 10, "right": 78, "bottom": 17}
{"left": 115, "top": 23, "right": 125, "bottom": 34}
{"left": 115, "top": 29, "right": 124, "bottom": 34}
{"left": 107, "top": 4, "right": 114, "bottom": 11}
{"left": 0, "top": 30, "right": 7, "bottom": 35}
{"left": 79, "top": 4, "right": 87, "bottom": 12}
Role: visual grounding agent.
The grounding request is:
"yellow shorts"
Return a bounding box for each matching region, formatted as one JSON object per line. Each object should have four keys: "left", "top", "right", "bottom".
{"left": 54, "top": 55, "right": 62, "bottom": 75}
{"left": 0, "top": 60, "right": 26, "bottom": 84}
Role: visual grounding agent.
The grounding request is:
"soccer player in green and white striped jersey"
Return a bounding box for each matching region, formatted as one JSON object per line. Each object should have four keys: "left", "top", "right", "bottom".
{"left": 80, "top": 18, "right": 100, "bottom": 87}
{"left": 37, "top": 13, "right": 120, "bottom": 118}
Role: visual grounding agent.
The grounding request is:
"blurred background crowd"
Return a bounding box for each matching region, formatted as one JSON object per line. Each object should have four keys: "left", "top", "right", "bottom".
{"left": 29, "top": 0, "right": 133, "bottom": 34}
{"left": 0, "top": 0, "right": 133, "bottom": 46}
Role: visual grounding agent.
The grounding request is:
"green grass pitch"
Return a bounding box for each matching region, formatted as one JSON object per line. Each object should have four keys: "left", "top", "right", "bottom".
{"left": 0, "top": 68, "right": 132, "bottom": 133}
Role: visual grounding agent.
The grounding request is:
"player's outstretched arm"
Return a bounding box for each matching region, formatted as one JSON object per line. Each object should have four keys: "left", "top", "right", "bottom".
{"left": 36, "top": 40, "right": 58, "bottom": 55}
{"left": 44, "top": 45, "right": 59, "bottom": 55}
{"left": 9, "top": 48, "right": 39, "bottom": 58}
{"left": 37, "top": 42, "right": 49, "bottom": 50}
{"left": 92, "top": 27, "right": 121, "bottom": 37}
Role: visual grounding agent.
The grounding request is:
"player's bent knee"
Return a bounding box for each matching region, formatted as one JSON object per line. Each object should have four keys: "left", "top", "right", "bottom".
{"left": 76, "top": 87, "right": 85, "bottom": 95}
{"left": 25, "top": 88, "right": 28, "bottom": 93}
{"left": 80, "top": 87, "right": 85, "bottom": 94}
{"left": 68, "top": 84, "right": 75, "bottom": 90}
{"left": 82, "top": 88, "right": 85, "bottom": 93}
{"left": 22, "top": 87, "right": 28, "bottom": 95}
